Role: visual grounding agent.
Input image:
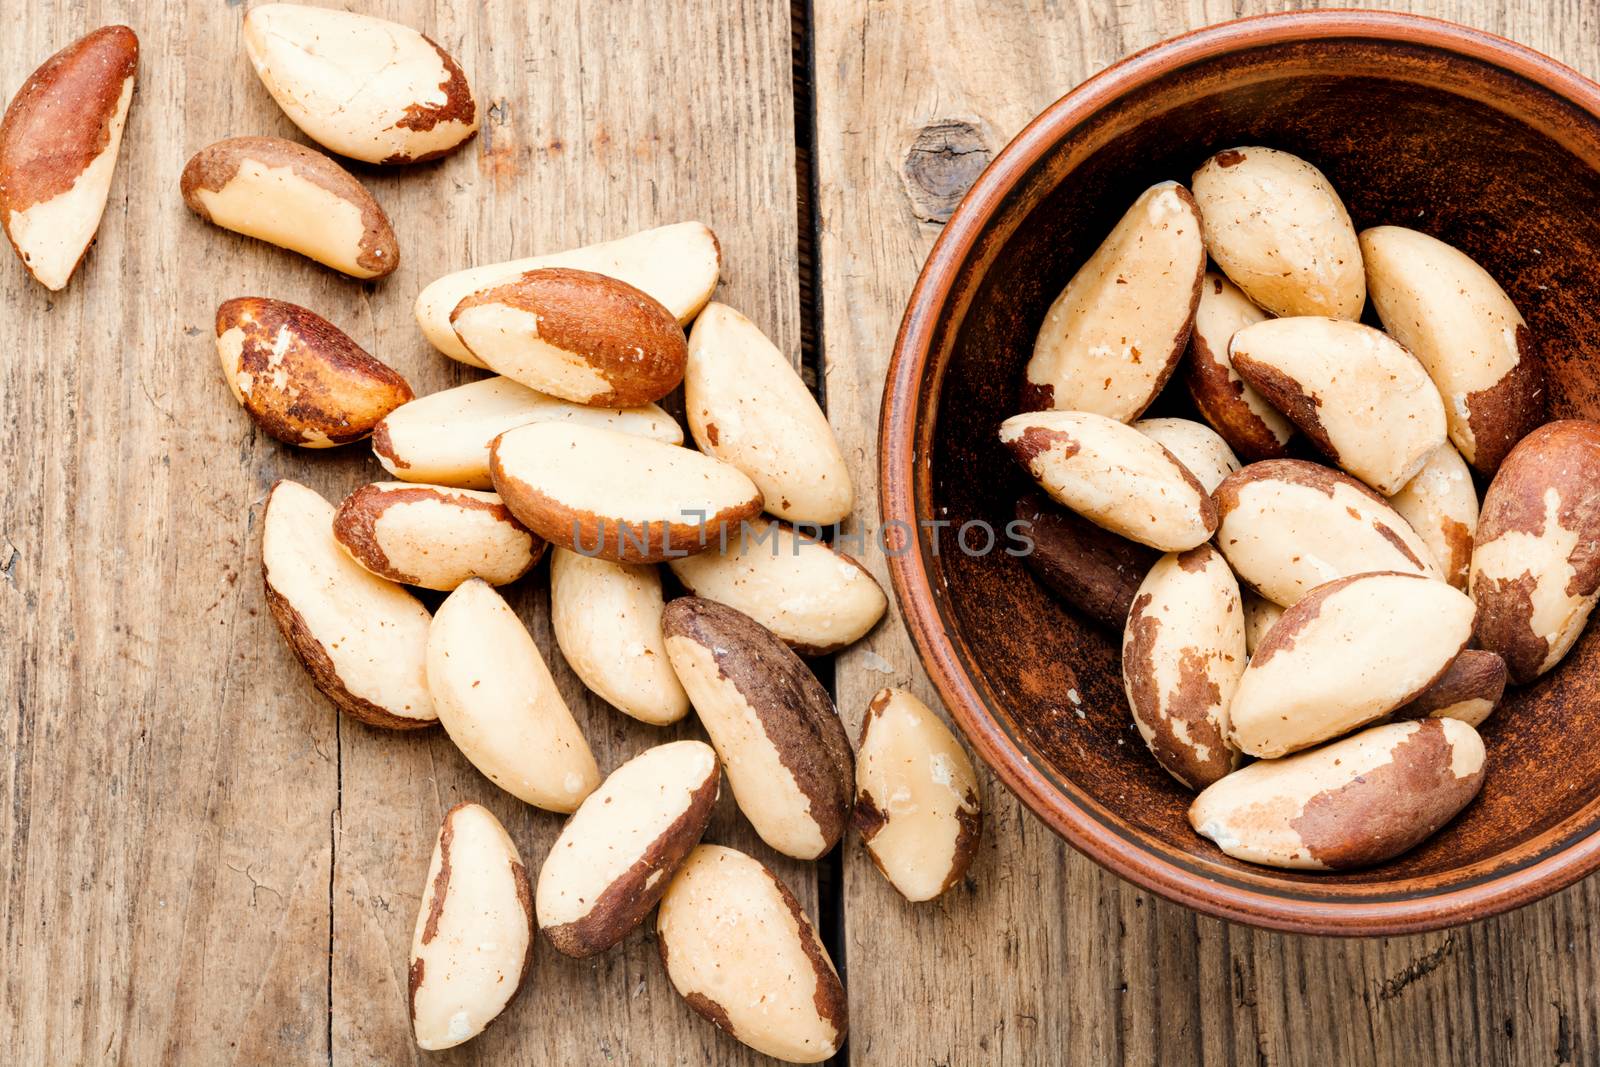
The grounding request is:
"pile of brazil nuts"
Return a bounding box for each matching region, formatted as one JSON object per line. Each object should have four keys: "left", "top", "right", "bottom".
{"left": 0, "top": 8, "right": 988, "bottom": 1061}
{"left": 1005, "top": 144, "right": 1600, "bottom": 872}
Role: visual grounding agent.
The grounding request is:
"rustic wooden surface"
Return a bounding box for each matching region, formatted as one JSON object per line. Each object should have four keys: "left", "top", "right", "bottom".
{"left": 2, "top": 1, "right": 1598, "bottom": 1065}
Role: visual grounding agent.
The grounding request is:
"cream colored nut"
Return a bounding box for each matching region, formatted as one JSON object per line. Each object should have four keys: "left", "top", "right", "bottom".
{"left": 0, "top": 26, "right": 137, "bottom": 290}
{"left": 536, "top": 740, "right": 718, "bottom": 958}
{"left": 1214, "top": 459, "right": 1438, "bottom": 606}
{"left": 408, "top": 803, "right": 532, "bottom": 1050}
{"left": 333, "top": 482, "right": 542, "bottom": 590}
{"left": 1183, "top": 272, "right": 1292, "bottom": 460}
{"left": 854, "top": 688, "right": 982, "bottom": 901}
{"left": 426, "top": 579, "right": 599, "bottom": 811}
{"left": 686, "top": 302, "right": 854, "bottom": 524}
{"left": 216, "top": 297, "right": 412, "bottom": 448}
{"left": 1392, "top": 649, "right": 1506, "bottom": 729}
{"left": 1387, "top": 442, "right": 1478, "bottom": 590}
{"left": 1123, "top": 544, "right": 1246, "bottom": 788}
{"left": 416, "top": 222, "right": 720, "bottom": 367}
{"left": 657, "top": 845, "right": 846, "bottom": 1063}
{"left": 662, "top": 597, "right": 852, "bottom": 860}
{"left": 1230, "top": 572, "right": 1475, "bottom": 758}
{"left": 452, "top": 269, "right": 687, "bottom": 406}
{"left": 261, "top": 480, "right": 434, "bottom": 729}
{"left": 1014, "top": 492, "right": 1156, "bottom": 630}
{"left": 244, "top": 4, "right": 478, "bottom": 166}
{"left": 1241, "top": 591, "right": 1283, "bottom": 657}
{"left": 1191, "top": 147, "right": 1364, "bottom": 319}
{"left": 180, "top": 136, "right": 399, "bottom": 278}
{"left": 999, "top": 410, "right": 1217, "bottom": 551}
{"left": 1133, "top": 417, "right": 1240, "bottom": 494}
{"left": 667, "top": 517, "right": 886, "bottom": 655}
{"left": 1361, "top": 225, "right": 1545, "bottom": 473}
{"left": 550, "top": 549, "right": 688, "bottom": 725}
{"left": 1470, "top": 420, "right": 1600, "bottom": 683}
{"left": 1190, "top": 718, "right": 1485, "bottom": 870}
{"left": 1230, "top": 317, "right": 1447, "bottom": 494}
{"left": 490, "top": 422, "right": 762, "bottom": 564}
{"left": 373, "top": 376, "right": 681, "bottom": 490}
{"left": 1021, "top": 181, "right": 1205, "bottom": 420}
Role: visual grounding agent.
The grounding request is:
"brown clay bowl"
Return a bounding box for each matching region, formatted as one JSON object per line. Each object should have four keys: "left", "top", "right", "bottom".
{"left": 881, "top": 10, "right": 1600, "bottom": 935}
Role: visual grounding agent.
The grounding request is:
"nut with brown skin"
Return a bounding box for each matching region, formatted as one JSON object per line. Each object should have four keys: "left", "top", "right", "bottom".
{"left": 1387, "top": 441, "right": 1479, "bottom": 591}
{"left": 332, "top": 482, "right": 543, "bottom": 591}
{"left": 1241, "top": 591, "right": 1283, "bottom": 657}
{"left": 1183, "top": 272, "right": 1293, "bottom": 461}
{"left": 1133, "top": 417, "right": 1240, "bottom": 494}
{"left": 1391, "top": 649, "right": 1506, "bottom": 729}
{"left": 1013, "top": 492, "right": 1157, "bottom": 630}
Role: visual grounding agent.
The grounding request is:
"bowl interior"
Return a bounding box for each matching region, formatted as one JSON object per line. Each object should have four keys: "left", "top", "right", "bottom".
{"left": 911, "top": 23, "right": 1600, "bottom": 922}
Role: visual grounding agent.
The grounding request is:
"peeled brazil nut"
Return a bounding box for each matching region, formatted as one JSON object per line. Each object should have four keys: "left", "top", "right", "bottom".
{"left": 657, "top": 845, "right": 846, "bottom": 1063}
{"left": 332, "top": 482, "right": 542, "bottom": 591}
{"left": 1020, "top": 181, "right": 1204, "bottom": 418}
{"left": 1013, "top": 491, "right": 1156, "bottom": 630}
{"left": 1184, "top": 272, "right": 1293, "bottom": 460}
{"left": 180, "top": 136, "right": 398, "bottom": 279}
{"left": 1470, "top": 419, "right": 1600, "bottom": 683}
{"left": 1241, "top": 591, "right": 1283, "bottom": 657}
{"left": 215, "top": 297, "right": 412, "bottom": 447}
{"left": 1122, "top": 545, "right": 1245, "bottom": 789}
{"left": 536, "top": 740, "right": 719, "bottom": 958}
{"left": 1191, "top": 147, "right": 1364, "bottom": 320}
{"left": 1229, "top": 572, "right": 1475, "bottom": 758}
{"left": 1190, "top": 718, "right": 1485, "bottom": 870}
{"left": 1133, "top": 417, "right": 1240, "bottom": 494}
{"left": 261, "top": 480, "right": 434, "bottom": 729}
{"left": 1230, "top": 317, "right": 1447, "bottom": 494}
{"left": 1214, "top": 460, "right": 1438, "bottom": 606}
{"left": 550, "top": 549, "right": 689, "bottom": 726}
{"left": 686, "top": 302, "right": 854, "bottom": 524}
{"left": 452, "top": 268, "right": 688, "bottom": 406}
{"left": 666, "top": 517, "right": 886, "bottom": 655}
{"left": 409, "top": 803, "right": 532, "bottom": 1050}
{"left": 244, "top": 4, "right": 478, "bottom": 166}
{"left": 1361, "top": 225, "right": 1545, "bottom": 474}
{"left": 854, "top": 688, "right": 982, "bottom": 902}
{"left": 373, "top": 376, "right": 681, "bottom": 490}
{"left": 662, "top": 597, "right": 853, "bottom": 860}
{"left": 426, "top": 579, "right": 600, "bottom": 811}
{"left": 1392, "top": 649, "right": 1506, "bottom": 729}
{"left": 1387, "top": 442, "right": 1478, "bottom": 590}
{"left": 416, "top": 222, "right": 720, "bottom": 367}
{"left": 0, "top": 26, "right": 137, "bottom": 290}
{"left": 490, "top": 422, "right": 762, "bottom": 564}
{"left": 999, "top": 410, "right": 1217, "bottom": 552}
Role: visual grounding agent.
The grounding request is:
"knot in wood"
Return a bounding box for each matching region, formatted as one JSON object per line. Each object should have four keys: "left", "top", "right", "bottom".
{"left": 902, "top": 121, "right": 993, "bottom": 223}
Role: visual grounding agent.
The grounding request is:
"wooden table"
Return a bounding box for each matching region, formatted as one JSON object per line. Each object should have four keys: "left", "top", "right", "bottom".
{"left": 3, "top": 1, "right": 1597, "bottom": 1063}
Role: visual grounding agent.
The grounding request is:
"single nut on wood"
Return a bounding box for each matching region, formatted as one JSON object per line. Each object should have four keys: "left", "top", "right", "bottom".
{"left": 854, "top": 687, "right": 982, "bottom": 901}
{"left": 1391, "top": 649, "right": 1506, "bottom": 729}
{"left": 0, "top": 25, "right": 138, "bottom": 290}
{"left": 1013, "top": 492, "right": 1156, "bottom": 630}
{"left": 452, "top": 268, "right": 688, "bottom": 406}
{"left": 373, "top": 376, "right": 681, "bottom": 490}
{"left": 408, "top": 803, "right": 532, "bottom": 1050}
{"left": 1230, "top": 317, "right": 1447, "bottom": 494}
{"left": 180, "top": 136, "right": 399, "bottom": 278}
{"left": 1470, "top": 419, "right": 1600, "bottom": 683}
{"left": 999, "top": 410, "right": 1217, "bottom": 551}
{"left": 536, "top": 740, "right": 719, "bottom": 958}
{"left": 686, "top": 302, "right": 854, "bottom": 524}
{"left": 550, "top": 548, "right": 689, "bottom": 725}
{"left": 1183, "top": 272, "right": 1293, "bottom": 460}
{"left": 1021, "top": 181, "right": 1205, "bottom": 419}
{"left": 1133, "top": 417, "right": 1240, "bottom": 494}
{"left": 261, "top": 480, "right": 435, "bottom": 729}
{"left": 1123, "top": 545, "right": 1246, "bottom": 789}
{"left": 1241, "top": 591, "right": 1283, "bottom": 657}
{"left": 244, "top": 4, "right": 478, "bottom": 166}
{"left": 1387, "top": 442, "right": 1479, "bottom": 590}
{"left": 426, "top": 579, "right": 600, "bottom": 811}
{"left": 1190, "top": 718, "right": 1485, "bottom": 870}
{"left": 1191, "top": 147, "right": 1365, "bottom": 319}
{"left": 662, "top": 597, "right": 853, "bottom": 860}
{"left": 215, "top": 297, "right": 412, "bottom": 447}
{"left": 1361, "top": 225, "right": 1545, "bottom": 474}
{"left": 667, "top": 517, "right": 886, "bottom": 655}
{"left": 416, "top": 222, "right": 720, "bottom": 367}
{"left": 1214, "top": 459, "right": 1438, "bottom": 606}
{"left": 332, "top": 482, "right": 542, "bottom": 590}
{"left": 1229, "top": 572, "right": 1475, "bottom": 759}
{"left": 490, "top": 422, "right": 762, "bottom": 564}
{"left": 657, "top": 845, "right": 847, "bottom": 1063}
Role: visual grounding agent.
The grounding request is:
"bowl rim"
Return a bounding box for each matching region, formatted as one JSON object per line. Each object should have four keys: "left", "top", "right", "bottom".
{"left": 879, "top": 8, "right": 1600, "bottom": 935}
